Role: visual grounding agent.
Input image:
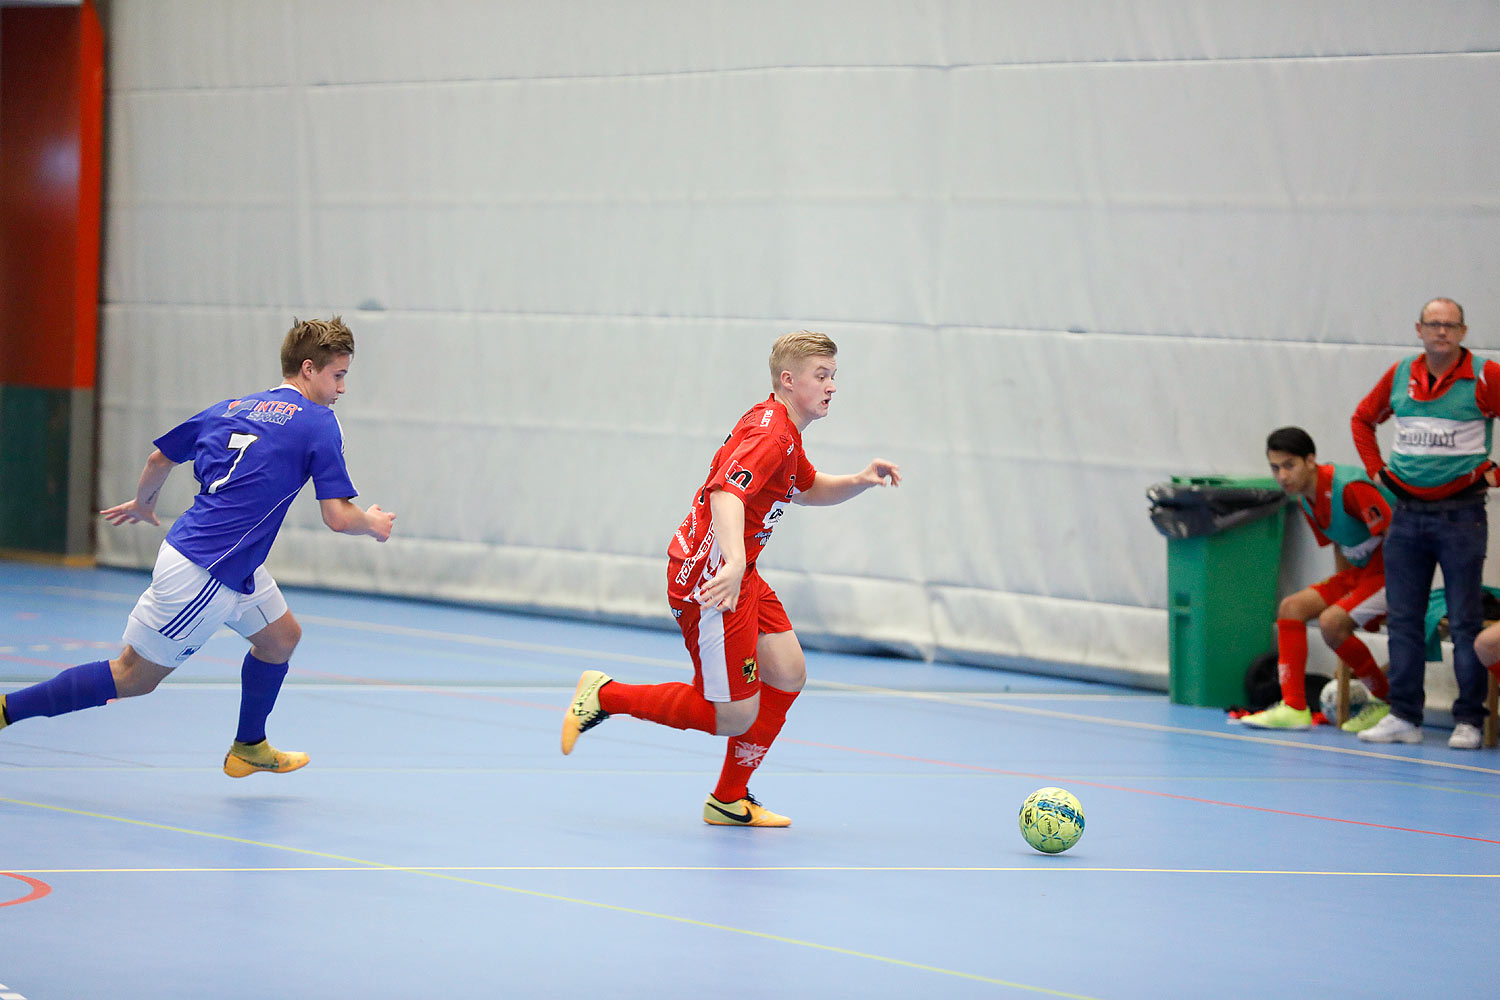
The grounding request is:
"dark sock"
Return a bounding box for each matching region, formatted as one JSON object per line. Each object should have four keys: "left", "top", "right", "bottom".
{"left": 4, "top": 661, "right": 119, "bottom": 723}
{"left": 235, "top": 653, "right": 289, "bottom": 745}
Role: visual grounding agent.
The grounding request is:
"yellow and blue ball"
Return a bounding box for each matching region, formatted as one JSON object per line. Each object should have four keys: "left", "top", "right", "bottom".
{"left": 1018, "top": 787, "right": 1085, "bottom": 854}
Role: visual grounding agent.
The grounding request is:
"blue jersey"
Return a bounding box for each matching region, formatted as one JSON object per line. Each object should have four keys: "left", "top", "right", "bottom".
{"left": 155, "top": 384, "right": 357, "bottom": 593}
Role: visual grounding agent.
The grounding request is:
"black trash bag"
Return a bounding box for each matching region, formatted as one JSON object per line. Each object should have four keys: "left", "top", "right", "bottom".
{"left": 1146, "top": 481, "right": 1288, "bottom": 539}
{"left": 1242, "top": 650, "right": 1330, "bottom": 712}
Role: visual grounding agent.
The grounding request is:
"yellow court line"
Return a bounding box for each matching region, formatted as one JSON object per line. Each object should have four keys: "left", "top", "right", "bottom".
{"left": 0, "top": 796, "right": 1097, "bottom": 1000}
{"left": 11, "top": 864, "right": 1499, "bottom": 878}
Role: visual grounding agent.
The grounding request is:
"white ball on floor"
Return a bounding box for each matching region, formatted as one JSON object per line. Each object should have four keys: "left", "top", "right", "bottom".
{"left": 1319, "top": 678, "right": 1370, "bottom": 719}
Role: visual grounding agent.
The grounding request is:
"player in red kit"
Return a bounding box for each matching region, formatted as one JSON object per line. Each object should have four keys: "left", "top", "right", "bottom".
{"left": 560, "top": 331, "right": 900, "bottom": 826}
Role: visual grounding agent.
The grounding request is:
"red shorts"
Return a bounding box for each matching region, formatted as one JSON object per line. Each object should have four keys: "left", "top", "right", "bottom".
{"left": 1311, "top": 562, "right": 1387, "bottom": 630}
{"left": 670, "top": 568, "right": 792, "bottom": 703}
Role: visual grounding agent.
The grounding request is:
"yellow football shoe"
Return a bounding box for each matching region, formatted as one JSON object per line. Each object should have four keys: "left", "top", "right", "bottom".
{"left": 703, "top": 793, "right": 791, "bottom": 828}
{"left": 223, "top": 739, "right": 309, "bottom": 777}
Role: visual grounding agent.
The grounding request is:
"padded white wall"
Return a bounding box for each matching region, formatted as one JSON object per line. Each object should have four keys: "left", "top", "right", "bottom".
{"left": 96, "top": 1, "right": 1500, "bottom": 687}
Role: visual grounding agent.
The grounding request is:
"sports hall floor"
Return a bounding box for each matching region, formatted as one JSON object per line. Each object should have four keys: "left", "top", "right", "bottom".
{"left": 1, "top": 561, "right": 1496, "bottom": 1000}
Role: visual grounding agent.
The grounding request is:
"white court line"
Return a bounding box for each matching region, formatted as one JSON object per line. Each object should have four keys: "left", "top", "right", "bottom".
{"left": 811, "top": 680, "right": 1500, "bottom": 777}
{"left": 0, "top": 584, "right": 136, "bottom": 603}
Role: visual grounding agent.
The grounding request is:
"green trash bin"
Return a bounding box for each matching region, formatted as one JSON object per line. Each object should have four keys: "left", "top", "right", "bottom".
{"left": 1148, "top": 475, "right": 1289, "bottom": 708}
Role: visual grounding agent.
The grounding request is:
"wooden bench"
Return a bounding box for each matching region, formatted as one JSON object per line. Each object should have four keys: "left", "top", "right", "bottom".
{"left": 1488, "top": 672, "right": 1499, "bottom": 748}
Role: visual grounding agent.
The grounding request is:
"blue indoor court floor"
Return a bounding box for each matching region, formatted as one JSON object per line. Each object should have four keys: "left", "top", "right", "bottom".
{"left": 2, "top": 561, "right": 1497, "bottom": 1000}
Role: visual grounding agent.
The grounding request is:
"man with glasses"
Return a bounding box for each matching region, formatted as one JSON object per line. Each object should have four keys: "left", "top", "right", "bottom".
{"left": 1350, "top": 298, "right": 1498, "bottom": 748}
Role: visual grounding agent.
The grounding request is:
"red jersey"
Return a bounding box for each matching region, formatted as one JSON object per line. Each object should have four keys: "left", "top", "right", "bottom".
{"left": 1350, "top": 349, "right": 1500, "bottom": 499}
{"left": 667, "top": 394, "right": 817, "bottom": 602}
{"left": 1301, "top": 464, "right": 1392, "bottom": 547}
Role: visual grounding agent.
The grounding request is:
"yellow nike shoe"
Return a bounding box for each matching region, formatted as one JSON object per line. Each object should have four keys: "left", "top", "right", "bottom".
{"left": 703, "top": 793, "right": 791, "bottom": 828}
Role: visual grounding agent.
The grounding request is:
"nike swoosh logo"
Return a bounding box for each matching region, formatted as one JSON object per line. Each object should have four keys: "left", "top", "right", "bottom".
{"left": 706, "top": 802, "right": 752, "bottom": 824}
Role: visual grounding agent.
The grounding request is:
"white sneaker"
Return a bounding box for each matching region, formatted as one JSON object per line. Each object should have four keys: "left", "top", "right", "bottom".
{"left": 1448, "top": 723, "right": 1482, "bottom": 750}
{"left": 1358, "top": 713, "right": 1423, "bottom": 744}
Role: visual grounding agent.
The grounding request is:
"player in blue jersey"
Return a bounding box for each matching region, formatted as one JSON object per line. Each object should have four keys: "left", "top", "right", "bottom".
{"left": 0, "top": 317, "right": 395, "bottom": 776}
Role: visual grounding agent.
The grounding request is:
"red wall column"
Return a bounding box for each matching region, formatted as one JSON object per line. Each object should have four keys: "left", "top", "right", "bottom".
{"left": 0, "top": 0, "right": 105, "bottom": 557}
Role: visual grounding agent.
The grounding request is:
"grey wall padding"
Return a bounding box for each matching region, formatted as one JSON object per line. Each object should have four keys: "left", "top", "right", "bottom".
{"left": 95, "top": 1, "right": 1500, "bottom": 687}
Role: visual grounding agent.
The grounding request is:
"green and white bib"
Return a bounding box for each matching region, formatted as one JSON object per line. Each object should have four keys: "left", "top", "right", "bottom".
{"left": 1387, "top": 355, "right": 1493, "bottom": 488}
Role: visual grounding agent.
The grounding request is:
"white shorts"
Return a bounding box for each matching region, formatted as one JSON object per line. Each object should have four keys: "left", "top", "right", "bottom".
{"left": 123, "top": 542, "right": 289, "bottom": 667}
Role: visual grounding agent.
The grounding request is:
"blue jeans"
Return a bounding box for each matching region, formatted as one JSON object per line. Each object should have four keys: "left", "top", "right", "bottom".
{"left": 1382, "top": 499, "right": 1489, "bottom": 726}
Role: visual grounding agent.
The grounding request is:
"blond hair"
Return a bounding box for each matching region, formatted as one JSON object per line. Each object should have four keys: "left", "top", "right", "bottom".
{"left": 281, "top": 316, "right": 355, "bottom": 376}
{"left": 769, "top": 330, "right": 837, "bottom": 388}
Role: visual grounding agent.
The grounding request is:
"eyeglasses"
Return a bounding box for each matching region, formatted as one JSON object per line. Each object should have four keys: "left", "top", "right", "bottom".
{"left": 1420, "top": 321, "right": 1465, "bottom": 331}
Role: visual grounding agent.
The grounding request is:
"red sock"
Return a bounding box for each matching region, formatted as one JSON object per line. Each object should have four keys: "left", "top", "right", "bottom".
{"left": 597, "top": 680, "right": 717, "bottom": 734}
{"left": 1334, "top": 635, "right": 1388, "bottom": 700}
{"left": 1276, "top": 619, "right": 1308, "bottom": 710}
{"left": 712, "top": 684, "right": 799, "bottom": 803}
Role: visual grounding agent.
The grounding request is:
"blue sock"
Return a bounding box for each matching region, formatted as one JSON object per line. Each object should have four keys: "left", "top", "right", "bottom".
{"left": 235, "top": 653, "right": 289, "bottom": 745}
{"left": 6, "top": 661, "right": 119, "bottom": 723}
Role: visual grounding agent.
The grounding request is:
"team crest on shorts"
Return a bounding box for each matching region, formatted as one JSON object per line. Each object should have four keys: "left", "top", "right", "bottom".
{"left": 741, "top": 656, "right": 758, "bottom": 683}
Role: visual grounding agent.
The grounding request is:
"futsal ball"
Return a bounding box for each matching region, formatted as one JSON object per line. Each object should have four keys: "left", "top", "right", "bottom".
{"left": 1018, "top": 787, "right": 1085, "bottom": 854}
{"left": 1318, "top": 678, "right": 1370, "bottom": 721}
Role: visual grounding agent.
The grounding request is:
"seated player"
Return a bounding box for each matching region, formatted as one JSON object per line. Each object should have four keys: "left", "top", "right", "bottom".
{"left": 0, "top": 317, "right": 395, "bottom": 776}
{"left": 1242, "top": 427, "right": 1393, "bottom": 732}
{"left": 1469, "top": 622, "right": 1500, "bottom": 747}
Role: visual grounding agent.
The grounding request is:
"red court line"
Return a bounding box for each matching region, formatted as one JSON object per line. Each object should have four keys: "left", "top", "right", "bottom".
{"left": 0, "top": 872, "right": 52, "bottom": 908}
{"left": 0, "top": 654, "right": 71, "bottom": 668}
{"left": 80, "top": 656, "right": 1487, "bottom": 847}
{"left": 786, "top": 738, "right": 1500, "bottom": 846}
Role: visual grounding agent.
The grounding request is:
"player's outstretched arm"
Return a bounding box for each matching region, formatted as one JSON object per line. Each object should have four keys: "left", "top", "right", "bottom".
{"left": 793, "top": 458, "right": 901, "bottom": 507}
{"left": 100, "top": 449, "right": 178, "bottom": 527}
{"left": 320, "top": 498, "right": 396, "bottom": 542}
